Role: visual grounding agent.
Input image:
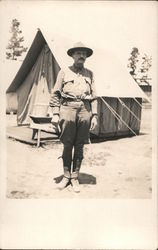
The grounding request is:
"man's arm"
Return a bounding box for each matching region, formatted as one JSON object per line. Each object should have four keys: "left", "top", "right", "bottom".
{"left": 49, "top": 70, "right": 64, "bottom": 115}
{"left": 90, "top": 72, "right": 98, "bottom": 115}
{"left": 89, "top": 72, "right": 98, "bottom": 131}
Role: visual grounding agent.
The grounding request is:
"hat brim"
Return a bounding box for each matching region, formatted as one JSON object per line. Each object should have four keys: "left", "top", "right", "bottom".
{"left": 67, "top": 47, "right": 93, "bottom": 57}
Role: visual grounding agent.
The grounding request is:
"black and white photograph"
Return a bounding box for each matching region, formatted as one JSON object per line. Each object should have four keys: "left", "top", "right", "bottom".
{"left": 0, "top": 1, "right": 157, "bottom": 249}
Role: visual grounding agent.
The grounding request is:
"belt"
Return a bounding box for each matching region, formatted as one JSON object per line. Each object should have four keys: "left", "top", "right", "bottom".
{"left": 62, "top": 97, "right": 83, "bottom": 102}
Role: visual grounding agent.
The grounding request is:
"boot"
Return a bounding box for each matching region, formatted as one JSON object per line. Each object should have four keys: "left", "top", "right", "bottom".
{"left": 71, "top": 159, "right": 82, "bottom": 193}
{"left": 57, "top": 143, "right": 73, "bottom": 190}
{"left": 71, "top": 173, "right": 80, "bottom": 193}
{"left": 57, "top": 167, "right": 71, "bottom": 190}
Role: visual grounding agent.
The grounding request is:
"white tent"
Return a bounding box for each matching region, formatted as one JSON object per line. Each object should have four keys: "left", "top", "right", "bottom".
{"left": 6, "top": 29, "right": 148, "bottom": 137}
{"left": 4, "top": 60, "right": 21, "bottom": 113}
{"left": 42, "top": 30, "right": 148, "bottom": 99}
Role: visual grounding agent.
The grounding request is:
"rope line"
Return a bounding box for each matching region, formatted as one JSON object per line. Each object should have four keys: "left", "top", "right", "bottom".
{"left": 133, "top": 98, "right": 143, "bottom": 108}
{"left": 118, "top": 98, "right": 141, "bottom": 123}
{"left": 100, "top": 97, "right": 137, "bottom": 136}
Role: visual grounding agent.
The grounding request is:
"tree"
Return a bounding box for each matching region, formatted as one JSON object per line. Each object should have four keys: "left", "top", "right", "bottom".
{"left": 6, "top": 19, "right": 28, "bottom": 60}
{"left": 139, "top": 54, "right": 152, "bottom": 85}
{"left": 127, "top": 47, "right": 139, "bottom": 82}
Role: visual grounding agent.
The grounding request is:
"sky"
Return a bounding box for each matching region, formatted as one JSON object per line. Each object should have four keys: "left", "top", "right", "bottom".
{"left": 0, "top": 1, "right": 157, "bottom": 87}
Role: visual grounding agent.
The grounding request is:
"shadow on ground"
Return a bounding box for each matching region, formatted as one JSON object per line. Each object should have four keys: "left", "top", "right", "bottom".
{"left": 54, "top": 172, "right": 96, "bottom": 185}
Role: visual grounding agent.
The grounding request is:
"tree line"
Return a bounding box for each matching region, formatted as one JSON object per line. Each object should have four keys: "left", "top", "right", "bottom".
{"left": 127, "top": 47, "right": 152, "bottom": 86}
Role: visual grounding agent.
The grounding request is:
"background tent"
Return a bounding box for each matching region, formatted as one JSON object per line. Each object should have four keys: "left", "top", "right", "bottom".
{"left": 6, "top": 29, "right": 148, "bottom": 138}
{"left": 5, "top": 60, "right": 21, "bottom": 114}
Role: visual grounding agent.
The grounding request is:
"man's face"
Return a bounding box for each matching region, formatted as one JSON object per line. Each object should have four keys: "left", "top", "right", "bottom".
{"left": 72, "top": 50, "right": 87, "bottom": 66}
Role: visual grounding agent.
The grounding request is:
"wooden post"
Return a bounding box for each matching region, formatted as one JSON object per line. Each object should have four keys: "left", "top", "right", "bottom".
{"left": 37, "top": 129, "right": 41, "bottom": 147}
{"left": 32, "top": 128, "right": 38, "bottom": 139}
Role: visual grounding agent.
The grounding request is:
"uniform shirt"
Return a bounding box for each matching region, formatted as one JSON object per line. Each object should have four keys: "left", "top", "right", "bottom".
{"left": 49, "top": 65, "right": 98, "bottom": 115}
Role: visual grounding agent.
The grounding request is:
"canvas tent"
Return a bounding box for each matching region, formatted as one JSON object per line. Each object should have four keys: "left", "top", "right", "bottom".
{"left": 6, "top": 29, "right": 148, "bottom": 138}
{"left": 5, "top": 60, "right": 21, "bottom": 113}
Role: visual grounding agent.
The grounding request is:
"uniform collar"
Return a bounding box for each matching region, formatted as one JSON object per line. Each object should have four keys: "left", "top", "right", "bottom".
{"left": 69, "top": 64, "right": 85, "bottom": 74}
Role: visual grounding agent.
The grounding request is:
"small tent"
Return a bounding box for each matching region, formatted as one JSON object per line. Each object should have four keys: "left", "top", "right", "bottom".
{"left": 6, "top": 29, "right": 148, "bottom": 138}
{"left": 5, "top": 60, "right": 21, "bottom": 114}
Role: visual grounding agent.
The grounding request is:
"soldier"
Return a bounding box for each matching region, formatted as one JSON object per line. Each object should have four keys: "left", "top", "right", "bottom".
{"left": 49, "top": 42, "right": 98, "bottom": 193}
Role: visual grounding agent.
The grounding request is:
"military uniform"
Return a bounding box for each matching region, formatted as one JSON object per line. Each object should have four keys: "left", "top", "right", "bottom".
{"left": 49, "top": 43, "right": 97, "bottom": 192}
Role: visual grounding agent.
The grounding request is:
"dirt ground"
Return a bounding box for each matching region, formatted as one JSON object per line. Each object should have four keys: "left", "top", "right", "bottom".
{"left": 6, "top": 107, "right": 152, "bottom": 199}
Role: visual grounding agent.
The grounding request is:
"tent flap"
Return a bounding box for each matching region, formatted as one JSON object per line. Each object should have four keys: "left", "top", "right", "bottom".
{"left": 16, "top": 44, "right": 60, "bottom": 125}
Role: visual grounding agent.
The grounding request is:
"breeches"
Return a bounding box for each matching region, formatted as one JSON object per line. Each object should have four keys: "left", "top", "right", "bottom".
{"left": 59, "top": 100, "right": 92, "bottom": 163}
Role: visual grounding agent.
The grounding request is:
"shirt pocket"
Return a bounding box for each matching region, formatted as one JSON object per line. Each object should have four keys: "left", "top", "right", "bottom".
{"left": 63, "top": 79, "right": 74, "bottom": 86}
{"left": 62, "top": 79, "right": 75, "bottom": 95}
{"left": 63, "top": 74, "right": 74, "bottom": 84}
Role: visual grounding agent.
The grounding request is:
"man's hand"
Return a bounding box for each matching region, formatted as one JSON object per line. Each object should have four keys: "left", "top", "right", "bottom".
{"left": 51, "top": 114, "right": 60, "bottom": 125}
{"left": 90, "top": 115, "right": 98, "bottom": 131}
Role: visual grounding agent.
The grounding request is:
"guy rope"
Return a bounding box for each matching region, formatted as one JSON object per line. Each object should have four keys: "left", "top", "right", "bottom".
{"left": 88, "top": 96, "right": 140, "bottom": 167}
{"left": 118, "top": 98, "right": 141, "bottom": 124}
{"left": 100, "top": 97, "right": 138, "bottom": 136}
{"left": 133, "top": 98, "right": 143, "bottom": 108}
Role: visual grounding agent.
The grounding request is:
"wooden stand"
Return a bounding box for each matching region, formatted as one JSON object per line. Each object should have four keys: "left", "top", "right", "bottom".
{"left": 30, "top": 122, "right": 55, "bottom": 147}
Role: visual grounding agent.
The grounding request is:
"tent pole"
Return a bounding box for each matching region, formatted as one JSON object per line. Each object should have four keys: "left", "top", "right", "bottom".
{"left": 100, "top": 97, "right": 137, "bottom": 136}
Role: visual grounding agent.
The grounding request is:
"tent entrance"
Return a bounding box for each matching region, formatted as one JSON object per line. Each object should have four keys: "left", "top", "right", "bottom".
{"left": 16, "top": 44, "right": 60, "bottom": 125}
